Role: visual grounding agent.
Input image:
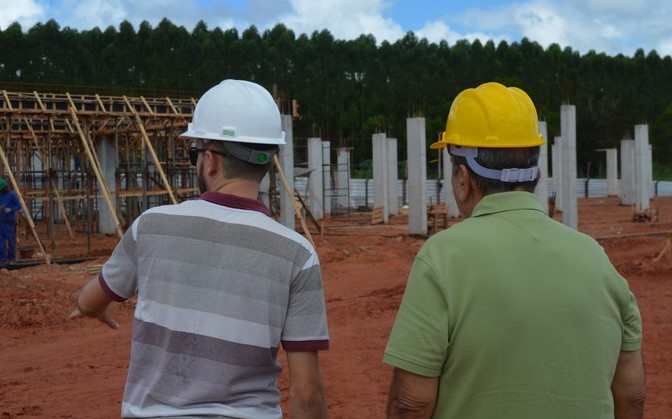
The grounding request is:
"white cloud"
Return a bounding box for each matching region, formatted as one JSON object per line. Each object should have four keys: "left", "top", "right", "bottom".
{"left": 415, "top": 21, "right": 458, "bottom": 44}
{"left": 279, "top": 0, "right": 404, "bottom": 42}
{"left": 0, "top": 0, "right": 43, "bottom": 30}
{"left": 657, "top": 39, "right": 672, "bottom": 58}
{"left": 70, "top": 0, "right": 127, "bottom": 30}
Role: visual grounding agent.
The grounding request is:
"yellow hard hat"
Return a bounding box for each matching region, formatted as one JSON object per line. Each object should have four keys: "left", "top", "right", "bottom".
{"left": 431, "top": 82, "right": 545, "bottom": 149}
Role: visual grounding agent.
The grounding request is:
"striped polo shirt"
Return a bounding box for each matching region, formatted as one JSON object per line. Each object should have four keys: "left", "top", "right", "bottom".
{"left": 99, "top": 192, "right": 329, "bottom": 418}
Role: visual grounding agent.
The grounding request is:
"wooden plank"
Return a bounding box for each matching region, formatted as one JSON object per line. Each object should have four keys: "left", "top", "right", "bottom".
{"left": 273, "top": 155, "right": 315, "bottom": 247}
{"left": 294, "top": 187, "right": 323, "bottom": 234}
{"left": 371, "top": 207, "right": 384, "bottom": 224}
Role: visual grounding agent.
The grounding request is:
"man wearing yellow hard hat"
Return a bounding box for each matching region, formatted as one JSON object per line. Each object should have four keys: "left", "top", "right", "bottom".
{"left": 384, "top": 82, "right": 645, "bottom": 418}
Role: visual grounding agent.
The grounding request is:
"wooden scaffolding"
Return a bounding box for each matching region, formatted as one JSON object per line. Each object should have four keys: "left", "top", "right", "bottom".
{"left": 0, "top": 89, "right": 198, "bottom": 263}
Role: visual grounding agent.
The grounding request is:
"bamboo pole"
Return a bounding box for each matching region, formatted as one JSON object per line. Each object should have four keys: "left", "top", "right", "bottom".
{"left": 67, "top": 105, "right": 124, "bottom": 238}
{"left": 50, "top": 178, "right": 75, "bottom": 240}
{"left": 273, "top": 154, "right": 315, "bottom": 248}
{"left": 123, "top": 96, "right": 177, "bottom": 204}
{"left": 0, "top": 144, "right": 50, "bottom": 265}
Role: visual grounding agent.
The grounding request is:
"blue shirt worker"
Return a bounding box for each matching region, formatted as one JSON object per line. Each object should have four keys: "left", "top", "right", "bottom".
{"left": 0, "top": 178, "right": 23, "bottom": 264}
{"left": 70, "top": 80, "right": 329, "bottom": 419}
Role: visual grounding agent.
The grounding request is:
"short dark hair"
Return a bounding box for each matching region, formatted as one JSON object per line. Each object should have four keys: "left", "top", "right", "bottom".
{"left": 451, "top": 146, "right": 540, "bottom": 195}
{"left": 205, "top": 141, "right": 278, "bottom": 182}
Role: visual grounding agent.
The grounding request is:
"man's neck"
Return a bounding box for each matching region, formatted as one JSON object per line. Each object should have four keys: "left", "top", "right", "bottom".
{"left": 210, "top": 179, "right": 259, "bottom": 200}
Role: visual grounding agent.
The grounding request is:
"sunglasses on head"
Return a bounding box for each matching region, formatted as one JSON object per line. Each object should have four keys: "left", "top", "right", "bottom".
{"left": 188, "top": 147, "right": 228, "bottom": 166}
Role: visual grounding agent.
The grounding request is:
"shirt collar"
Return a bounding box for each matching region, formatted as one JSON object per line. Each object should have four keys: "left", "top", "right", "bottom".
{"left": 471, "top": 191, "right": 546, "bottom": 218}
{"left": 199, "top": 191, "right": 270, "bottom": 216}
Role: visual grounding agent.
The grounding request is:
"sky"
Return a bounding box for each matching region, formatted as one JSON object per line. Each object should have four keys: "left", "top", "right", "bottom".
{"left": 2, "top": 0, "right": 671, "bottom": 58}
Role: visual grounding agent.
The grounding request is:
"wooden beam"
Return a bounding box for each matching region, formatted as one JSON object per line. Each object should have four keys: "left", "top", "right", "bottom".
{"left": 67, "top": 97, "right": 124, "bottom": 238}
{"left": 273, "top": 154, "right": 315, "bottom": 247}
{"left": 123, "top": 95, "right": 177, "bottom": 205}
{"left": 2, "top": 90, "right": 13, "bottom": 111}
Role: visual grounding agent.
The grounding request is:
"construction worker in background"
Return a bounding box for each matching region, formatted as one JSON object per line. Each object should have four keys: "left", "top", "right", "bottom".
{"left": 384, "top": 82, "right": 645, "bottom": 419}
{"left": 70, "top": 80, "right": 329, "bottom": 419}
{"left": 0, "top": 178, "right": 23, "bottom": 264}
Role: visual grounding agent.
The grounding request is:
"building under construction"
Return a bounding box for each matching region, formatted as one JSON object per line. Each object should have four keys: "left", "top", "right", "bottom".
{"left": 0, "top": 89, "right": 200, "bottom": 263}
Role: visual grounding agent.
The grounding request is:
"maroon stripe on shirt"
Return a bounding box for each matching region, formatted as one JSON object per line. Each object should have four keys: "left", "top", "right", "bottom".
{"left": 282, "top": 339, "right": 330, "bottom": 352}
{"left": 98, "top": 273, "right": 127, "bottom": 302}
{"left": 200, "top": 191, "right": 270, "bottom": 216}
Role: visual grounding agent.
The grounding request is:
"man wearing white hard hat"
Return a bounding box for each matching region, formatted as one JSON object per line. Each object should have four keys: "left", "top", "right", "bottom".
{"left": 71, "top": 80, "right": 329, "bottom": 419}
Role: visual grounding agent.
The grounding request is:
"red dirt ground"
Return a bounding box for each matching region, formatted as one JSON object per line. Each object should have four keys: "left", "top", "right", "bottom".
{"left": 1, "top": 196, "right": 671, "bottom": 418}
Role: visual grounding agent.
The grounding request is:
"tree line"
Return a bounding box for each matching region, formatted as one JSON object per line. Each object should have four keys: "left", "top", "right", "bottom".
{"left": 1, "top": 18, "right": 672, "bottom": 178}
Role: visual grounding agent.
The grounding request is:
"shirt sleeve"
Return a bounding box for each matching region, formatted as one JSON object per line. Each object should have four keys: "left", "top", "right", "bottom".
{"left": 281, "top": 251, "right": 329, "bottom": 352}
{"left": 10, "top": 193, "right": 22, "bottom": 212}
{"left": 99, "top": 219, "right": 139, "bottom": 301}
{"left": 620, "top": 290, "right": 642, "bottom": 351}
{"left": 384, "top": 256, "right": 449, "bottom": 377}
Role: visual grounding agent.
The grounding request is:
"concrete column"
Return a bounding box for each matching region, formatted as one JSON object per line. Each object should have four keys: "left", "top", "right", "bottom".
{"left": 407, "top": 118, "right": 427, "bottom": 235}
{"left": 620, "top": 139, "right": 636, "bottom": 205}
{"left": 336, "top": 148, "right": 351, "bottom": 209}
{"left": 648, "top": 144, "right": 653, "bottom": 198}
{"left": 552, "top": 137, "right": 563, "bottom": 211}
{"left": 634, "top": 124, "right": 650, "bottom": 211}
{"left": 535, "top": 121, "right": 549, "bottom": 214}
{"left": 606, "top": 148, "right": 618, "bottom": 196}
{"left": 560, "top": 105, "right": 578, "bottom": 229}
{"left": 321, "top": 141, "right": 332, "bottom": 216}
{"left": 372, "top": 133, "right": 388, "bottom": 223}
{"left": 387, "top": 137, "right": 399, "bottom": 216}
{"left": 441, "top": 148, "right": 458, "bottom": 217}
{"left": 279, "top": 115, "right": 295, "bottom": 230}
{"left": 96, "top": 136, "right": 117, "bottom": 235}
{"left": 307, "top": 138, "right": 324, "bottom": 219}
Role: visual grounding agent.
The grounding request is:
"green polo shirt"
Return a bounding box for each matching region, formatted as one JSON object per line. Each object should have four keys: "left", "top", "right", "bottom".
{"left": 384, "top": 191, "right": 641, "bottom": 419}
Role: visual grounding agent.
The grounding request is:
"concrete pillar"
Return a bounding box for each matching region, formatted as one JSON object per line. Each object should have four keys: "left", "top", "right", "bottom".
{"left": 279, "top": 115, "right": 295, "bottom": 230}
{"left": 372, "top": 133, "right": 388, "bottom": 223}
{"left": 606, "top": 148, "right": 618, "bottom": 196}
{"left": 307, "top": 138, "right": 324, "bottom": 219}
{"left": 96, "top": 136, "right": 117, "bottom": 235}
{"left": 648, "top": 144, "right": 653, "bottom": 198}
{"left": 634, "top": 124, "right": 650, "bottom": 211}
{"left": 441, "top": 148, "right": 458, "bottom": 217}
{"left": 387, "top": 137, "right": 399, "bottom": 216}
{"left": 560, "top": 105, "right": 578, "bottom": 229}
{"left": 620, "top": 139, "right": 636, "bottom": 205}
{"left": 407, "top": 118, "right": 427, "bottom": 235}
{"left": 336, "top": 148, "right": 351, "bottom": 209}
{"left": 321, "top": 141, "right": 332, "bottom": 216}
{"left": 535, "top": 121, "right": 549, "bottom": 214}
{"left": 552, "top": 137, "right": 563, "bottom": 211}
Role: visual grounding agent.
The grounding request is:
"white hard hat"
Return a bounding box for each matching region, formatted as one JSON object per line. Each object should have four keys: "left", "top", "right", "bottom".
{"left": 180, "top": 79, "right": 286, "bottom": 145}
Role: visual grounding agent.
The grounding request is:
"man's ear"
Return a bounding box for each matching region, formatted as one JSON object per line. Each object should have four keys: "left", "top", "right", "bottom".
{"left": 204, "top": 150, "right": 220, "bottom": 177}
{"left": 454, "top": 164, "right": 472, "bottom": 202}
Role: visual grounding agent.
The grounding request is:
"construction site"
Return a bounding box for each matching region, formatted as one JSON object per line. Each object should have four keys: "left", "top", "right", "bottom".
{"left": 0, "top": 88, "right": 671, "bottom": 418}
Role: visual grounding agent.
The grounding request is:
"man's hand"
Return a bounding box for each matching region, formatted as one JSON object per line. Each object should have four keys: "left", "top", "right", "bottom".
{"left": 69, "top": 278, "right": 119, "bottom": 329}
{"left": 69, "top": 292, "right": 119, "bottom": 329}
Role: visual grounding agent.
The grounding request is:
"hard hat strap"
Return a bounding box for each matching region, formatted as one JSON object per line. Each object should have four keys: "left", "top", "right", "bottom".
{"left": 222, "top": 141, "right": 276, "bottom": 165}
{"left": 449, "top": 145, "right": 538, "bottom": 183}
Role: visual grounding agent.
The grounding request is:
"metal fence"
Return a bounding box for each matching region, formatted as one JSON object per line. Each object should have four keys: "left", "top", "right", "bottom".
{"left": 297, "top": 178, "right": 672, "bottom": 210}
